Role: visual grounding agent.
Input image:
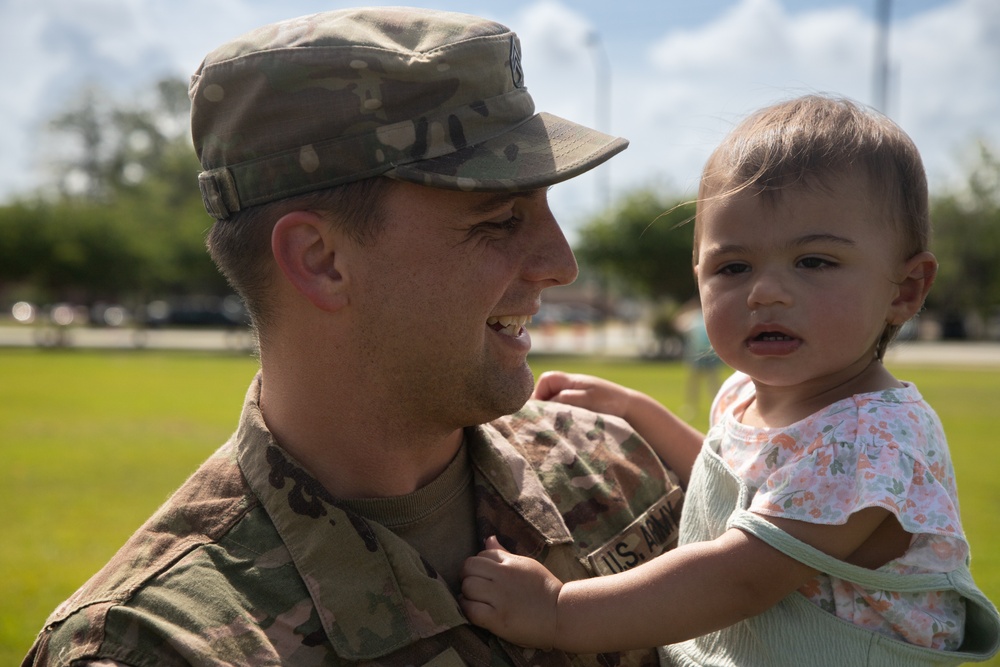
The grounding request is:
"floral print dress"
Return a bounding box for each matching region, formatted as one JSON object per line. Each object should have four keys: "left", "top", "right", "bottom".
{"left": 711, "top": 372, "right": 969, "bottom": 650}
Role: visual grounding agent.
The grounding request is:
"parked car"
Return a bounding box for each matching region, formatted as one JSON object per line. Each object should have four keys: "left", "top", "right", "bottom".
{"left": 140, "top": 295, "right": 249, "bottom": 329}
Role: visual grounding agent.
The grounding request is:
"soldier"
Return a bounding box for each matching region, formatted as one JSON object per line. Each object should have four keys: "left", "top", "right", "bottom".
{"left": 24, "top": 7, "right": 683, "bottom": 666}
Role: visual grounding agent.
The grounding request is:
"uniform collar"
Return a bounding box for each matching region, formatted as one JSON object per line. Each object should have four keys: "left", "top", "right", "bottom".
{"left": 234, "top": 374, "right": 569, "bottom": 660}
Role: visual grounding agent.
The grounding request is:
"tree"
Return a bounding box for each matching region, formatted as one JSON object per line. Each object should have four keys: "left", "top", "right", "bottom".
{"left": 0, "top": 78, "right": 228, "bottom": 307}
{"left": 575, "top": 188, "right": 697, "bottom": 304}
{"left": 926, "top": 141, "right": 1000, "bottom": 336}
{"left": 47, "top": 85, "right": 110, "bottom": 200}
{"left": 46, "top": 79, "right": 193, "bottom": 200}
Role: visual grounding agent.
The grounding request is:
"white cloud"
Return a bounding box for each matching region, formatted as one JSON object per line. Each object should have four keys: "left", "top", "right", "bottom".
{"left": 566, "top": 0, "right": 1000, "bottom": 228}
{"left": 608, "top": 0, "right": 880, "bottom": 202}
{"left": 508, "top": 2, "right": 611, "bottom": 224}
{"left": 893, "top": 0, "right": 1000, "bottom": 188}
{"left": 0, "top": 0, "right": 67, "bottom": 195}
{"left": 0, "top": 0, "right": 282, "bottom": 197}
{"left": 0, "top": 0, "right": 996, "bottom": 242}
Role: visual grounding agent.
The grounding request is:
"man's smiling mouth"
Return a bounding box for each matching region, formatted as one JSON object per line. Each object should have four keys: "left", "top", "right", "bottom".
{"left": 487, "top": 315, "right": 531, "bottom": 337}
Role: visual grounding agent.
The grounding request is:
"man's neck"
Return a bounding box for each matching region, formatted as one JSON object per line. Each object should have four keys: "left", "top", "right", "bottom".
{"left": 257, "top": 362, "right": 465, "bottom": 499}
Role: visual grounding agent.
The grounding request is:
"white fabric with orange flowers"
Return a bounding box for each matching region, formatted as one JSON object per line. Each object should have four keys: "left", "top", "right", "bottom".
{"left": 710, "top": 372, "right": 968, "bottom": 650}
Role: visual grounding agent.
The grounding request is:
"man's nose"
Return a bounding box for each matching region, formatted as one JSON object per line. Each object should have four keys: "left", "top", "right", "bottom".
{"left": 523, "top": 209, "right": 579, "bottom": 288}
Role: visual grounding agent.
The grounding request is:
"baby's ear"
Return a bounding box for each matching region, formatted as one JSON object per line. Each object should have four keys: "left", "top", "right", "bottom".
{"left": 888, "top": 251, "right": 937, "bottom": 325}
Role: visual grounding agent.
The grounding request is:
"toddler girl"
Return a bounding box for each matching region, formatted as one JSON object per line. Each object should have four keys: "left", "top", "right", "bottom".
{"left": 460, "top": 95, "right": 1000, "bottom": 666}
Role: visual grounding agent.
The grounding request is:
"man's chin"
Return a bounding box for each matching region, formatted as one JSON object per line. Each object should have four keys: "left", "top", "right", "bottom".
{"left": 471, "top": 370, "right": 535, "bottom": 424}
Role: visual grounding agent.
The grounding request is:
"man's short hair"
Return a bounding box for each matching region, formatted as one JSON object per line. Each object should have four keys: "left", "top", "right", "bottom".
{"left": 205, "top": 178, "right": 394, "bottom": 341}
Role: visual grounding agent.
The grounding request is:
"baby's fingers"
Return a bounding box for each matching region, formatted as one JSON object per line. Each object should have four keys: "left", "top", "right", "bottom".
{"left": 532, "top": 370, "right": 572, "bottom": 401}
{"left": 460, "top": 571, "right": 497, "bottom": 606}
{"left": 461, "top": 553, "right": 495, "bottom": 582}
{"left": 459, "top": 594, "right": 500, "bottom": 630}
{"left": 459, "top": 565, "right": 506, "bottom": 632}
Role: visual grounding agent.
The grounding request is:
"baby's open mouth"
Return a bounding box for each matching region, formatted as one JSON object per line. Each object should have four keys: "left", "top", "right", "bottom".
{"left": 487, "top": 315, "right": 530, "bottom": 337}
{"left": 754, "top": 332, "right": 794, "bottom": 341}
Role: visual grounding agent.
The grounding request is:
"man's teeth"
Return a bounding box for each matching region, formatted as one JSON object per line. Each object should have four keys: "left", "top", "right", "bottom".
{"left": 487, "top": 315, "right": 531, "bottom": 336}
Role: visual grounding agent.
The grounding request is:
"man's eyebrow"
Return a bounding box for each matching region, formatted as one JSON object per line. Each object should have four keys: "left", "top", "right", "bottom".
{"left": 464, "top": 189, "right": 547, "bottom": 216}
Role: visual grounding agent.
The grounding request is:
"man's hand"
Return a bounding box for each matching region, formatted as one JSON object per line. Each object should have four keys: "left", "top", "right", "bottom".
{"left": 460, "top": 536, "right": 563, "bottom": 649}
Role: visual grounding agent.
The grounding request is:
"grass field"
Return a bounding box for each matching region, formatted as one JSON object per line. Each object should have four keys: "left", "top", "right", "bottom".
{"left": 2, "top": 348, "right": 998, "bottom": 664}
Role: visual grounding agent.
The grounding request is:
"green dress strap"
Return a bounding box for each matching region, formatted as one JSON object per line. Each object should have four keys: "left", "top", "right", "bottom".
{"left": 660, "top": 443, "right": 1000, "bottom": 667}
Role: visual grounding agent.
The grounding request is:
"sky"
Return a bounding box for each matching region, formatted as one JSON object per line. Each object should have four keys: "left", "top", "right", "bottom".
{"left": 1, "top": 0, "right": 997, "bottom": 239}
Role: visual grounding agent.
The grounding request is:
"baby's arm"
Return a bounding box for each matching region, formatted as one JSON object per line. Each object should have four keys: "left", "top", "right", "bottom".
{"left": 533, "top": 371, "right": 703, "bottom": 486}
{"left": 461, "top": 507, "right": 897, "bottom": 653}
{"left": 461, "top": 530, "right": 814, "bottom": 652}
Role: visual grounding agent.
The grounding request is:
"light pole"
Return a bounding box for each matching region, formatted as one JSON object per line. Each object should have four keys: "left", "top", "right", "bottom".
{"left": 586, "top": 30, "right": 612, "bottom": 211}
{"left": 873, "top": 0, "right": 892, "bottom": 114}
{"left": 585, "top": 31, "right": 614, "bottom": 347}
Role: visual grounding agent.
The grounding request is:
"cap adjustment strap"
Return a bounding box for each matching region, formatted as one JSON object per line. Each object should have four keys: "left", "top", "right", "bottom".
{"left": 198, "top": 168, "right": 242, "bottom": 220}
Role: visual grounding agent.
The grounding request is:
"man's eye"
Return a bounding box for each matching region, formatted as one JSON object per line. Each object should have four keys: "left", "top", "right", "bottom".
{"left": 466, "top": 214, "right": 521, "bottom": 243}
{"left": 483, "top": 215, "right": 519, "bottom": 232}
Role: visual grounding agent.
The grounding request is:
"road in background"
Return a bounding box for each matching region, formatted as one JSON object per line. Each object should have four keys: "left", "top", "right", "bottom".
{"left": 2, "top": 322, "right": 1000, "bottom": 367}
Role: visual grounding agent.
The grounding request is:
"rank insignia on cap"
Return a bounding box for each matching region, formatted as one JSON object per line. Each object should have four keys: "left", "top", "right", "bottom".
{"left": 509, "top": 36, "right": 524, "bottom": 88}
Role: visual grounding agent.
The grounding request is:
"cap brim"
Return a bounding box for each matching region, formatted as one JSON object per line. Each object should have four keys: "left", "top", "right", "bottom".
{"left": 387, "top": 112, "right": 628, "bottom": 192}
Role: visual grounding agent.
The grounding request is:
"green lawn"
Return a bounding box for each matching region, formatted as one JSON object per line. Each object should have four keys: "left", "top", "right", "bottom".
{"left": 2, "top": 349, "right": 998, "bottom": 664}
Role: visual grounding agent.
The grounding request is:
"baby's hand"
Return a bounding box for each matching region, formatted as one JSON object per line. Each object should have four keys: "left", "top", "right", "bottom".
{"left": 460, "top": 536, "right": 562, "bottom": 649}
{"left": 532, "top": 371, "right": 633, "bottom": 419}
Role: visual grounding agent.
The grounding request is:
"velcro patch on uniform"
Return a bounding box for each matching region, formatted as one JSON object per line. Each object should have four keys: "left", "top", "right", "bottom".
{"left": 587, "top": 487, "right": 683, "bottom": 575}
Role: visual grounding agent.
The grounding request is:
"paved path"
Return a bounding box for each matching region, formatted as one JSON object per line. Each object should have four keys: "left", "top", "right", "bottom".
{"left": 2, "top": 323, "right": 1000, "bottom": 367}
{"left": 0, "top": 324, "right": 256, "bottom": 352}
{"left": 528, "top": 323, "right": 1000, "bottom": 368}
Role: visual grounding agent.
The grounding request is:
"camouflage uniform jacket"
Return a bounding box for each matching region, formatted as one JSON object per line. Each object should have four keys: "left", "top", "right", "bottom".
{"left": 24, "top": 374, "right": 683, "bottom": 667}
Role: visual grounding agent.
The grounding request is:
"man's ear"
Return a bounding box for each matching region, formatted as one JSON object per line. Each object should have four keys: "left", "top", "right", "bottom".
{"left": 888, "top": 251, "right": 937, "bottom": 325}
{"left": 271, "top": 210, "right": 349, "bottom": 313}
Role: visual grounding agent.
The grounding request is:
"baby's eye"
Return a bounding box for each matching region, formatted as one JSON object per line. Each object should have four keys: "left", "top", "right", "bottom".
{"left": 718, "top": 262, "right": 750, "bottom": 276}
{"left": 797, "top": 256, "right": 836, "bottom": 269}
{"left": 719, "top": 263, "right": 749, "bottom": 275}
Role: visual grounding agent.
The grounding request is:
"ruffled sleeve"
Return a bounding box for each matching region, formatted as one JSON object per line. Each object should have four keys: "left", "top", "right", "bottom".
{"left": 743, "top": 387, "right": 969, "bottom": 572}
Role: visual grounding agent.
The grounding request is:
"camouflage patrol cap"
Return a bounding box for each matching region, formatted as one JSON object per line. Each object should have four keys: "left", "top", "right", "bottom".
{"left": 189, "top": 7, "right": 629, "bottom": 219}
